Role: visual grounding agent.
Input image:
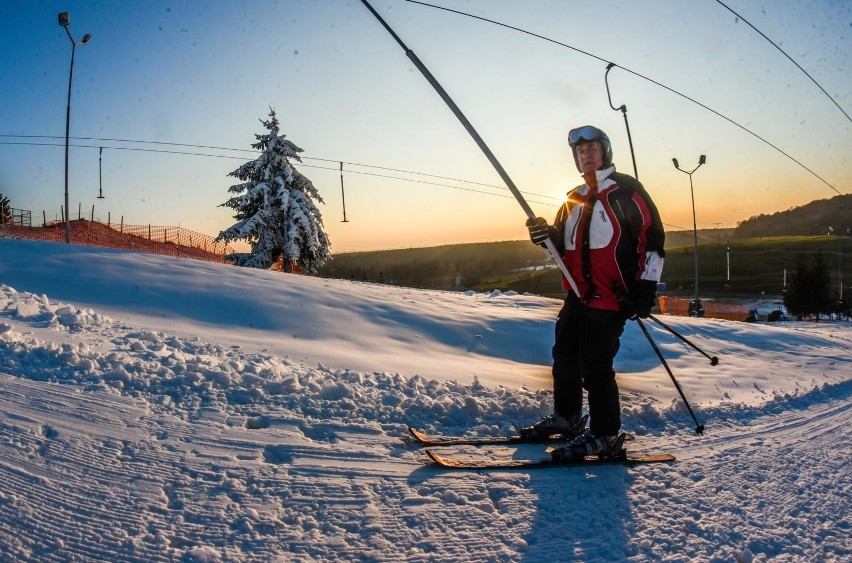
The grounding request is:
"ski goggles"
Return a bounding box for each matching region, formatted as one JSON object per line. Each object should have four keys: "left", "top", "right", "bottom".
{"left": 568, "top": 125, "right": 602, "bottom": 147}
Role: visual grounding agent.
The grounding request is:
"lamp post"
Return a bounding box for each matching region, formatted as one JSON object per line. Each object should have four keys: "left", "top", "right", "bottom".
{"left": 828, "top": 226, "right": 844, "bottom": 301}
{"left": 673, "top": 154, "right": 707, "bottom": 317}
{"left": 726, "top": 244, "right": 730, "bottom": 288}
{"left": 59, "top": 11, "right": 92, "bottom": 243}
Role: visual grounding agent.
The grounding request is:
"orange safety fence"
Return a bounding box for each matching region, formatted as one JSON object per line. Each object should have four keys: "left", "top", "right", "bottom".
{"left": 0, "top": 219, "right": 235, "bottom": 264}
{"left": 657, "top": 295, "right": 751, "bottom": 321}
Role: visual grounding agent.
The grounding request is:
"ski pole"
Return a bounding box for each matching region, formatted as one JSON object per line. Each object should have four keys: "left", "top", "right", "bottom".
{"left": 634, "top": 317, "right": 705, "bottom": 434}
{"left": 648, "top": 314, "right": 719, "bottom": 365}
{"left": 360, "top": 0, "right": 583, "bottom": 297}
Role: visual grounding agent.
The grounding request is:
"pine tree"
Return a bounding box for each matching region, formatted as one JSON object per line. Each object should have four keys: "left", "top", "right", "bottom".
{"left": 216, "top": 109, "right": 330, "bottom": 273}
{"left": 784, "top": 255, "right": 809, "bottom": 320}
{"left": 784, "top": 250, "right": 833, "bottom": 320}
{"left": 811, "top": 249, "right": 834, "bottom": 315}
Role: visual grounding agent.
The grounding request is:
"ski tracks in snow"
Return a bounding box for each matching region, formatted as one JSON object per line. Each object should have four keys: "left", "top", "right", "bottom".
{"left": 0, "top": 284, "right": 850, "bottom": 561}
{"left": 627, "top": 385, "right": 851, "bottom": 561}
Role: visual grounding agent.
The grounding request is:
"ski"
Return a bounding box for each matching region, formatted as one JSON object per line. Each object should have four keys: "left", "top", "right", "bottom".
{"left": 409, "top": 426, "right": 568, "bottom": 447}
{"left": 408, "top": 426, "right": 634, "bottom": 448}
{"left": 425, "top": 449, "right": 675, "bottom": 470}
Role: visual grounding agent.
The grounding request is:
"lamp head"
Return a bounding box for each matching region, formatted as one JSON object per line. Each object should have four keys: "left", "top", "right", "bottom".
{"left": 81, "top": 33, "right": 92, "bottom": 44}
{"left": 672, "top": 158, "right": 680, "bottom": 169}
{"left": 58, "top": 12, "right": 70, "bottom": 26}
{"left": 699, "top": 155, "right": 707, "bottom": 165}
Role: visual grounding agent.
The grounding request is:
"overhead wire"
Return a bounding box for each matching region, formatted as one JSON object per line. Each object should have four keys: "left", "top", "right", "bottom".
{"left": 0, "top": 135, "right": 562, "bottom": 207}
{"left": 402, "top": 0, "right": 843, "bottom": 196}
{"left": 1, "top": 136, "right": 740, "bottom": 235}
{"left": 713, "top": 0, "right": 850, "bottom": 124}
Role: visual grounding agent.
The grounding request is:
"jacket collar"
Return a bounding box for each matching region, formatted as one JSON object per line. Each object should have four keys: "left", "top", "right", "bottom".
{"left": 595, "top": 165, "right": 616, "bottom": 185}
{"left": 568, "top": 165, "right": 618, "bottom": 203}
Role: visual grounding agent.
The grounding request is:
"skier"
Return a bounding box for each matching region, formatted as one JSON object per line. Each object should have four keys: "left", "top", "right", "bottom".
{"left": 522, "top": 125, "right": 665, "bottom": 459}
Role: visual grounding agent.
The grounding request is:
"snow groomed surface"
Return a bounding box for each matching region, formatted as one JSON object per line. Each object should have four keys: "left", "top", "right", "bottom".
{"left": 1, "top": 239, "right": 849, "bottom": 561}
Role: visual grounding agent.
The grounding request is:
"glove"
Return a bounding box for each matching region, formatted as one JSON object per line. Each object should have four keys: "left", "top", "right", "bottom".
{"left": 628, "top": 280, "right": 658, "bottom": 319}
{"left": 526, "top": 217, "right": 551, "bottom": 247}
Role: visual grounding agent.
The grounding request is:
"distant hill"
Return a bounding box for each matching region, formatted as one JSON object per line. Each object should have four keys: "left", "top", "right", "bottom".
{"left": 319, "top": 194, "right": 851, "bottom": 297}
{"left": 734, "top": 194, "right": 852, "bottom": 239}
{"left": 665, "top": 194, "right": 851, "bottom": 249}
{"left": 318, "top": 235, "right": 849, "bottom": 298}
{"left": 665, "top": 228, "right": 736, "bottom": 249}
{"left": 318, "top": 240, "right": 547, "bottom": 290}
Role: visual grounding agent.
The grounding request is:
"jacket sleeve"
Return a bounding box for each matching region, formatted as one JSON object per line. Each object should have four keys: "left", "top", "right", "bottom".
{"left": 550, "top": 202, "right": 569, "bottom": 256}
{"left": 612, "top": 172, "right": 665, "bottom": 285}
{"left": 635, "top": 189, "right": 665, "bottom": 284}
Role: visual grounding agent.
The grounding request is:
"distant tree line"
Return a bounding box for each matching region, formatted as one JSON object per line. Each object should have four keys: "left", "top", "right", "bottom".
{"left": 735, "top": 194, "right": 851, "bottom": 239}
{"left": 318, "top": 241, "right": 547, "bottom": 290}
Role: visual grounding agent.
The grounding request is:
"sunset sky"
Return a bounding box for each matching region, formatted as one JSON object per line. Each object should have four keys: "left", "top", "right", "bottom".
{"left": 2, "top": 0, "right": 850, "bottom": 253}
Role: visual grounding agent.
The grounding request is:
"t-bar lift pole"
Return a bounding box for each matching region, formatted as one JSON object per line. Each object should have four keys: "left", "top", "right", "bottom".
{"left": 360, "top": 0, "right": 580, "bottom": 295}
{"left": 340, "top": 162, "right": 349, "bottom": 223}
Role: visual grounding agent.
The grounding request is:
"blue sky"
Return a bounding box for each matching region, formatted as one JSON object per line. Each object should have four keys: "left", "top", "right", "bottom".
{"left": 2, "top": 0, "right": 850, "bottom": 252}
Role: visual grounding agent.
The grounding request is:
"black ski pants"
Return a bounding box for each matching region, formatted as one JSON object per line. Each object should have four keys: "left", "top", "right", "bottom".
{"left": 552, "top": 292, "right": 626, "bottom": 436}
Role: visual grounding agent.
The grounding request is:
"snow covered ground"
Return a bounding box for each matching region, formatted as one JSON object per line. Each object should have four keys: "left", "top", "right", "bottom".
{"left": 0, "top": 238, "right": 849, "bottom": 562}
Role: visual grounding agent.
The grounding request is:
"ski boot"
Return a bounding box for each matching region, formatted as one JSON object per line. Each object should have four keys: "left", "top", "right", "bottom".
{"left": 520, "top": 413, "right": 587, "bottom": 440}
{"left": 551, "top": 431, "right": 627, "bottom": 461}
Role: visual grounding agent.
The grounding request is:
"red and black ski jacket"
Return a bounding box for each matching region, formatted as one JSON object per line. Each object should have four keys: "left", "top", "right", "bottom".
{"left": 551, "top": 166, "right": 665, "bottom": 311}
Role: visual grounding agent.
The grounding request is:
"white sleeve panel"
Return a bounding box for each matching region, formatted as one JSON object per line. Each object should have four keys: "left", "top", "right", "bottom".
{"left": 641, "top": 251, "right": 664, "bottom": 282}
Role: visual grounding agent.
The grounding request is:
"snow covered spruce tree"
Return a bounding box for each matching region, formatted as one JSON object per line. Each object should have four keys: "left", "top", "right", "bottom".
{"left": 216, "top": 108, "right": 330, "bottom": 273}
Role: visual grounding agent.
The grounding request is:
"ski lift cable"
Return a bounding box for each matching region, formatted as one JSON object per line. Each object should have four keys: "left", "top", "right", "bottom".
{"left": 306, "top": 163, "right": 559, "bottom": 206}
{"left": 0, "top": 142, "right": 740, "bottom": 235}
{"left": 402, "top": 0, "right": 843, "bottom": 196}
{"left": 0, "top": 135, "right": 561, "bottom": 202}
{"left": 0, "top": 134, "right": 530, "bottom": 191}
{"left": 0, "top": 140, "right": 560, "bottom": 206}
{"left": 714, "top": 0, "right": 850, "bottom": 124}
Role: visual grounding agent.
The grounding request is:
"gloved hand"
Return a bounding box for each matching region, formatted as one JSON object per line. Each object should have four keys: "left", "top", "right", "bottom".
{"left": 629, "top": 280, "right": 658, "bottom": 319}
{"left": 526, "top": 217, "right": 551, "bottom": 247}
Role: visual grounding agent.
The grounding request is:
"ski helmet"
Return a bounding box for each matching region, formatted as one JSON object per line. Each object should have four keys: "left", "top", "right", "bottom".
{"left": 568, "top": 125, "right": 613, "bottom": 173}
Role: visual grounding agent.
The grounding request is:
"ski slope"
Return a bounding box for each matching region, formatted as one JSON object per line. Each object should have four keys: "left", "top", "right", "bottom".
{"left": 0, "top": 238, "right": 849, "bottom": 561}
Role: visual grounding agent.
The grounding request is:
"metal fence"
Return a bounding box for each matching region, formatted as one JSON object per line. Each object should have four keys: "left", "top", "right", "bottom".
{"left": 9, "top": 208, "right": 31, "bottom": 227}
{"left": 0, "top": 219, "right": 235, "bottom": 264}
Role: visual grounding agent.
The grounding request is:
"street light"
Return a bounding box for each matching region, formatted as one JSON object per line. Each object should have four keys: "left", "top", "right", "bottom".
{"left": 726, "top": 244, "right": 730, "bottom": 288}
{"left": 59, "top": 11, "right": 92, "bottom": 243}
{"left": 828, "top": 226, "right": 844, "bottom": 301}
{"left": 673, "top": 154, "right": 707, "bottom": 317}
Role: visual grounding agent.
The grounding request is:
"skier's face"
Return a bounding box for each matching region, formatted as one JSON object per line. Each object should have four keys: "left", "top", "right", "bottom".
{"left": 575, "top": 141, "right": 603, "bottom": 173}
